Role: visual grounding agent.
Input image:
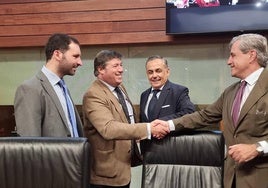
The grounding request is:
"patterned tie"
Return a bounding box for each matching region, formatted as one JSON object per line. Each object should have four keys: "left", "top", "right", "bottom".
{"left": 58, "top": 79, "right": 79, "bottom": 137}
{"left": 232, "top": 80, "right": 246, "bottom": 126}
{"left": 147, "top": 89, "right": 160, "bottom": 121}
{"left": 114, "top": 87, "right": 131, "bottom": 123}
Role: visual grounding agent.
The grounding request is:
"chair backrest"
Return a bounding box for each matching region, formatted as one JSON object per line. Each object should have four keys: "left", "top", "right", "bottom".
{"left": 0, "top": 137, "right": 89, "bottom": 188}
{"left": 141, "top": 130, "right": 225, "bottom": 188}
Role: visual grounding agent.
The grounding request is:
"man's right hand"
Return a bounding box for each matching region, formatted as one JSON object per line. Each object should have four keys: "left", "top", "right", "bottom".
{"left": 150, "top": 120, "right": 170, "bottom": 139}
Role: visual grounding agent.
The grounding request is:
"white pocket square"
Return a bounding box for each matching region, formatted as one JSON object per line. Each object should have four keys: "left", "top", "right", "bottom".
{"left": 161, "top": 105, "right": 170, "bottom": 108}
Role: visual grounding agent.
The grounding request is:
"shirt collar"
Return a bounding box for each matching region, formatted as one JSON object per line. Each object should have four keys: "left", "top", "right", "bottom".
{"left": 98, "top": 79, "right": 117, "bottom": 92}
{"left": 41, "top": 66, "right": 61, "bottom": 86}
{"left": 151, "top": 85, "right": 164, "bottom": 93}
{"left": 244, "top": 67, "right": 264, "bottom": 86}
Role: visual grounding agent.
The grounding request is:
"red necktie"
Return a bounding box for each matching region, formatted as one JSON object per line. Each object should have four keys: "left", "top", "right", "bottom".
{"left": 232, "top": 81, "right": 246, "bottom": 126}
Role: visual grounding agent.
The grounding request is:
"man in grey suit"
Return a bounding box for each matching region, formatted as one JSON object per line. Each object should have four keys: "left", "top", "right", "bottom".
{"left": 14, "top": 33, "right": 83, "bottom": 137}
{"left": 154, "top": 33, "right": 268, "bottom": 188}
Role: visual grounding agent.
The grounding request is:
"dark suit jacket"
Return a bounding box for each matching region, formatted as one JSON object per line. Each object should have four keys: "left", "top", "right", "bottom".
{"left": 82, "top": 79, "right": 148, "bottom": 186}
{"left": 140, "top": 80, "right": 195, "bottom": 122}
{"left": 173, "top": 68, "right": 268, "bottom": 188}
{"left": 14, "top": 70, "right": 83, "bottom": 137}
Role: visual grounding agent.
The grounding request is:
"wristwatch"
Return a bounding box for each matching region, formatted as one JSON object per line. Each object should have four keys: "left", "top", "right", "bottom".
{"left": 256, "top": 143, "right": 264, "bottom": 156}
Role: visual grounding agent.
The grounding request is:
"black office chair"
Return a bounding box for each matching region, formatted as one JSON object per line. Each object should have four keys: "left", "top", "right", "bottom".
{"left": 0, "top": 137, "right": 90, "bottom": 188}
{"left": 141, "top": 130, "right": 225, "bottom": 188}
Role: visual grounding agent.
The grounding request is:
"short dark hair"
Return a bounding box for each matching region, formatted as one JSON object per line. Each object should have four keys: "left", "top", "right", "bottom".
{"left": 45, "top": 33, "right": 80, "bottom": 62}
{"left": 93, "top": 50, "right": 122, "bottom": 77}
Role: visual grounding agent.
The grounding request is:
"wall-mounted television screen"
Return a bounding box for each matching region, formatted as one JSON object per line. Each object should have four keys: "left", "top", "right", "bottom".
{"left": 166, "top": 0, "right": 268, "bottom": 35}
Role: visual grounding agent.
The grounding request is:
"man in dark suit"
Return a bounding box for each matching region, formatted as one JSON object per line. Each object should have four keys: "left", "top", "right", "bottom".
{"left": 154, "top": 33, "right": 268, "bottom": 188}
{"left": 14, "top": 33, "right": 83, "bottom": 137}
{"left": 140, "top": 55, "right": 195, "bottom": 123}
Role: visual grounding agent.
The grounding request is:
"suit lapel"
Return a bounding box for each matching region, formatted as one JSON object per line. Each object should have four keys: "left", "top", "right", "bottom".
{"left": 238, "top": 68, "right": 268, "bottom": 127}
{"left": 37, "top": 71, "right": 69, "bottom": 128}
{"left": 96, "top": 80, "right": 129, "bottom": 123}
{"left": 155, "top": 82, "right": 171, "bottom": 117}
{"left": 119, "top": 85, "right": 136, "bottom": 122}
{"left": 229, "top": 83, "right": 240, "bottom": 130}
{"left": 96, "top": 80, "right": 119, "bottom": 108}
{"left": 148, "top": 81, "right": 170, "bottom": 120}
{"left": 141, "top": 89, "right": 151, "bottom": 121}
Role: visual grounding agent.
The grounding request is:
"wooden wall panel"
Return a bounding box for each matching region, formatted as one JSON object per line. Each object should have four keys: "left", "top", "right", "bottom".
{"left": 0, "top": 0, "right": 65, "bottom": 4}
{"left": 0, "top": 0, "right": 164, "bottom": 14}
{"left": 0, "top": 20, "right": 165, "bottom": 36}
{"left": 1, "top": 0, "right": 261, "bottom": 48}
{"left": 0, "top": 8, "right": 164, "bottom": 25}
{"left": 0, "top": 0, "right": 171, "bottom": 48}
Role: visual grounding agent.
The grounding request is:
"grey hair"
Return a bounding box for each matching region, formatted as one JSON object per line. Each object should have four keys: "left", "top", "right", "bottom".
{"left": 145, "top": 55, "right": 168, "bottom": 68}
{"left": 229, "top": 33, "right": 268, "bottom": 67}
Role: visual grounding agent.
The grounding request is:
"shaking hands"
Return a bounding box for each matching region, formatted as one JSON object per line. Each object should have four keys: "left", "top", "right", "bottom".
{"left": 150, "top": 119, "right": 170, "bottom": 139}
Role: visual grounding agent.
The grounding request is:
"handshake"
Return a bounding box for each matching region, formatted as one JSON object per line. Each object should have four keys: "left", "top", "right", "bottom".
{"left": 150, "top": 119, "right": 170, "bottom": 139}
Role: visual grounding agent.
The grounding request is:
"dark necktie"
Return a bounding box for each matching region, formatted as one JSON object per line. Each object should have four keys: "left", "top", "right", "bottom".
{"left": 114, "top": 87, "right": 131, "bottom": 123}
{"left": 147, "top": 89, "right": 160, "bottom": 121}
{"left": 58, "top": 79, "right": 79, "bottom": 137}
{"left": 114, "top": 87, "right": 142, "bottom": 166}
{"left": 232, "top": 80, "right": 246, "bottom": 126}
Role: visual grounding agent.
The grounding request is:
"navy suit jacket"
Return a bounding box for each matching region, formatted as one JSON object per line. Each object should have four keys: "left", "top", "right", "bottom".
{"left": 139, "top": 80, "right": 195, "bottom": 122}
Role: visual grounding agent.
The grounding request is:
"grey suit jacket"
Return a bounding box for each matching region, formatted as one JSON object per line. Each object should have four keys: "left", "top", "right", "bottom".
{"left": 14, "top": 70, "right": 83, "bottom": 137}
{"left": 82, "top": 79, "right": 148, "bottom": 186}
{"left": 173, "top": 68, "right": 268, "bottom": 188}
